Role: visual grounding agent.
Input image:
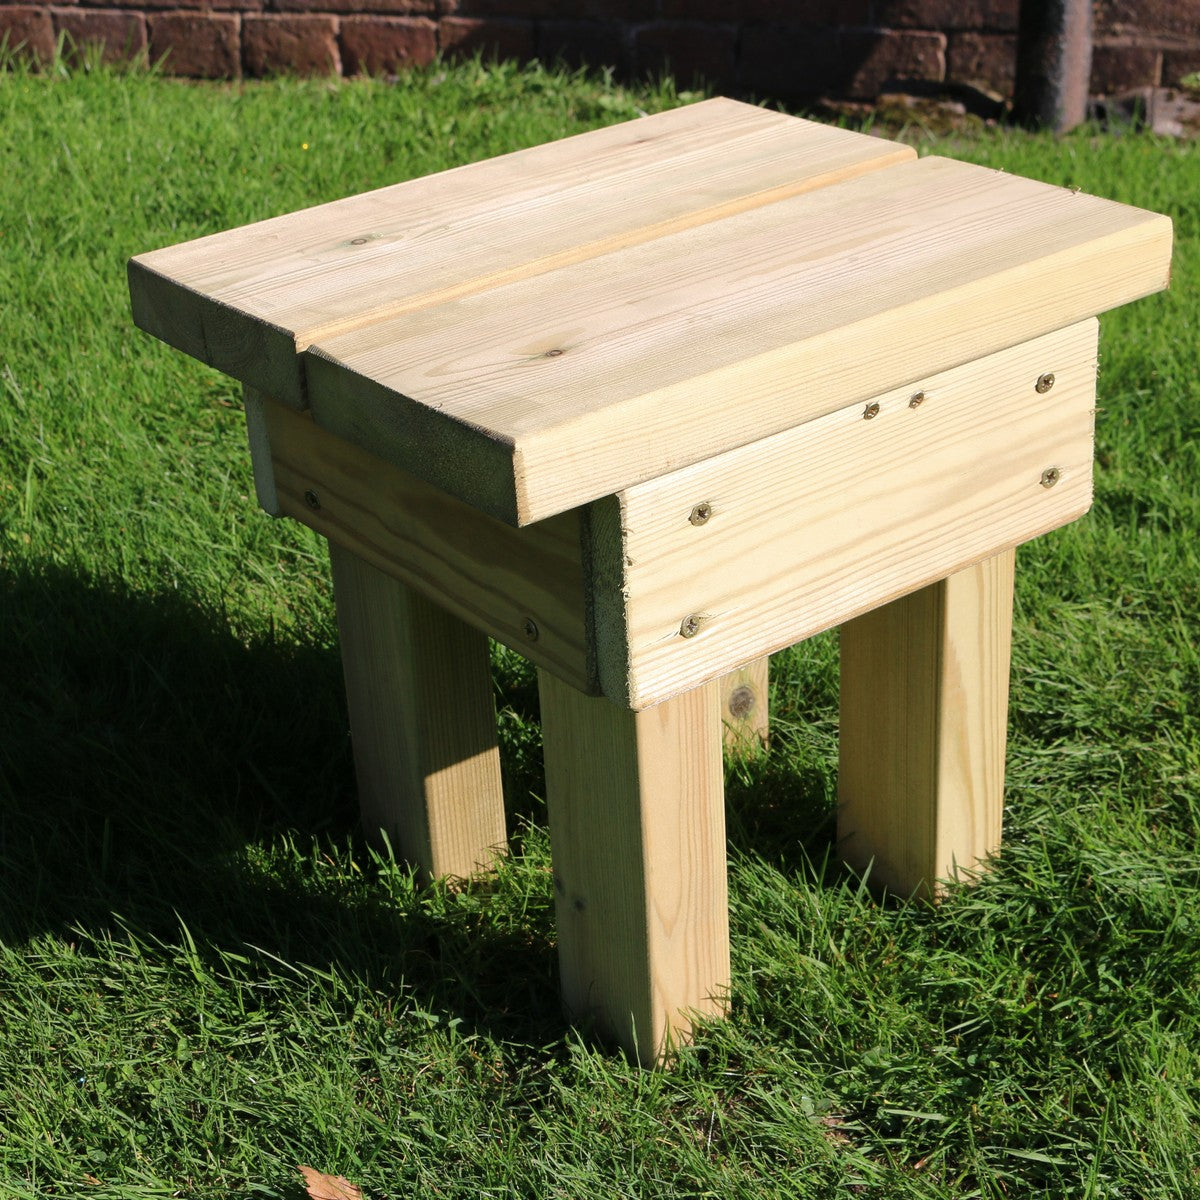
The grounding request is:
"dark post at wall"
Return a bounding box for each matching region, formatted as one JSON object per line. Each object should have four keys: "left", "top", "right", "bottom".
{"left": 1013, "top": 0, "right": 1094, "bottom": 130}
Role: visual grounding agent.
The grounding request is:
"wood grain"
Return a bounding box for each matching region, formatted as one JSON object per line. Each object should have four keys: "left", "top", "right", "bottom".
{"left": 720, "top": 658, "right": 769, "bottom": 755}
{"left": 329, "top": 544, "right": 507, "bottom": 881}
{"left": 838, "top": 549, "right": 1015, "bottom": 899}
{"left": 262, "top": 398, "right": 592, "bottom": 692}
{"left": 307, "top": 157, "right": 1169, "bottom": 525}
{"left": 589, "top": 321, "right": 1097, "bottom": 709}
{"left": 130, "top": 98, "right": 912, "bottom": 406}
{"left": 538, "top": 670, "right": 729, "bottom": 1063}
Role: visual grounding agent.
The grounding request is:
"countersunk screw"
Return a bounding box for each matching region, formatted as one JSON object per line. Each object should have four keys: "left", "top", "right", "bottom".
{"left": 304, "top": 489, "right": 321, "bottom": 510}
{"left": 523, "top": 618, "right": 540, "bottom": 641}
{"left": 680, "top": 614, "right": 701, "bottom": 639}
{"left": 909, "top": 391, "right": 926, "bottom": 409}
{"left": 1036, "top": 372, "right": 1056, "bottom": 394}
{"left": 1040, "top": 467, "right": 1061, "bottom": 488}
{"left": 689, "top": 502, "right": 712, "bottom": 526}
{"left": 863, "top": 402, "right": 881, "bottom": 420}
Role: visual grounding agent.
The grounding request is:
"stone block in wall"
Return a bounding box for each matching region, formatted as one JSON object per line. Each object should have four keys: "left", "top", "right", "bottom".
{"left": 946, "top": 30, "right": 1015, "bottom": 94}
{"left": 1162, "top": 46, "right": 1200, "bottom": 86}
{"left": 449, "top": 0, "right": 645, "bottom": 20}
{"left": 274, "top": 0, "right": 433, "bottom": 14}
{"left": 340, "top": 16, "right": 435, "bottom": 74}
{"left": 1091, "top": 41, "right": 1163, "bottom": 93}
{"left": 244, "top": 14, "right": 338, "bottom": 76}
{"left": 1096, "top": 2, "right": 1200, "bottom": 40}
{"left": 538, "top": 19, "right": 628, "bottom": 72}
{"left": 0, "top": 6, "right": 54, "bottom": 60}
{"left": 440, "top": 17, "right": 535, "bottom": 62}
{"left": 54, "top": 7, "right": 146, "bottom": 63}
{"left": 148, "top": 12, "right": 239, "bottom": 77}
{"left": 841, "top": 28, "right": 946, "bottom": 98}
{"left": 660, "top": 0, "right": 870, "bottom": 21}
{"left": 95, "top": 0, "right": 254, "bottom": 12}
{"left": 872, "top": 0, "right": 1018, "bottom": 33}
{"left": 632, "top": 21, "right": 736, "bottom": 89}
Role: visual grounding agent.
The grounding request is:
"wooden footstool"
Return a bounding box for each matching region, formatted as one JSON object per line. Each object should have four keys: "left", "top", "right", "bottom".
{"left": 129, "top": 98, "right": 1171, "bottom": 1062}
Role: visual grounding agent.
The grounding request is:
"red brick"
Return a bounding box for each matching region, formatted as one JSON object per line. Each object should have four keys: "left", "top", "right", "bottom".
{"left": 85, "top": 0, "right": 254, "bottom": 11}
{"left": 1090, "top": 41, "right": 1163, "bottom": 93}
{"left": 1162, "top": 46, "right": 1200, "bottom": 86}
{"left": 872, "top": 0, "right": 1018, "bottom": 33}
{"left": 54, "top": 7, "right": 146, "bottom": 63}
{"left": 841, "top": 28, "right": 946, "bottom": 98}
{"left": 451, "top": 0, "right": 645, "bottom": 18}
{"left": 537, "top": 19, "right": 628, "bottom": 71}
{"left": 0, "top": 6, "right": 54, "bottom": 61}
{"left": 340, "top": 16, "right": 435, "bottom": 74}
{"left": 274, "top": 0, "right": 432, "bottom": 13}
{"left": 632, "top": 21, "right": 736, "bottom": 89}
{"left": 946, "top": 30, "right": 1015, "bottom": 94}
{"left": 243, "top": 14, "right": 338, "bottom": 76}
{"left": 440, "top": 16, "right": 534, "bottom": 61}
{"left": 659, "top": 0, "right": 870, "bottom": 19}
{"left": 1095, "top": 2, "right": 1200, "bottom": 40}
{"left": 148, "top": 12, "right": 239, "bottom": 78}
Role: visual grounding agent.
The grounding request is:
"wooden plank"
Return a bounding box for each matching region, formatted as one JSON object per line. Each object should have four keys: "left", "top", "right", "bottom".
{"left": 538, "top": 669, "right": 729, "bottom": 1063}
{"left": 589, "top": 321, "right": 1097, "bottom": 709}
{"left": 720, "top": 658, "right": 769, "bottom": 755}
{"left": 307, "top": 155, "right": 1169, "bottom": 525}
{"left": 261, "top": 398, "right": 592, "bottom": 692}
{"left": 129, "top": 99, "right": 913, "bottom": 406}
{"left": 838, "top": 548, "right": 1015, "bottom": 899}
{"left": 242, "top": 386, "right": 280, "bottom": 516}
{"left": 329, "top": 543, "right": 507, "bottom": 881}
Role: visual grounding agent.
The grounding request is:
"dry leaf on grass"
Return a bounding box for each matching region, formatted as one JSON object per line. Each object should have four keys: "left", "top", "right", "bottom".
{"left": 298, "top": 1165, "right": 365, "bottom": 1200}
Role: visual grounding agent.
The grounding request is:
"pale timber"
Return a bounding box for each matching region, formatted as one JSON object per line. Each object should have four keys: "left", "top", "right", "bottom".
{"left": 262, "top": 399, "right": 592, "bottom": 692}
{"left": 129, "top": 99, "right": 912, "bottom": 406}
{"left": 589, "top": 321, "right": 1097, "bottom": 709}
{"left": 328, "top": 544, "right": 508, "bottom": 880}
{"left": 538, "top": 669, "right": 729, "bottom": 1063}
{"left": 307, "top": 158, "right": 1169, "bottom": 525}
{"left": 720, "top": 658, "right": 770, "bottom": 755}
{"left": 242, "top": 386, "right": 280, "bottom": 516}
{"left": 838, "top": 549, "right": 1016, "bottom": 899}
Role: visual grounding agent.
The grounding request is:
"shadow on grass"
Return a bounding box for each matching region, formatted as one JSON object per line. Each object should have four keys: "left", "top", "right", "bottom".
{"left": 0, "top": 561, "right": 835, "bottom": 1051}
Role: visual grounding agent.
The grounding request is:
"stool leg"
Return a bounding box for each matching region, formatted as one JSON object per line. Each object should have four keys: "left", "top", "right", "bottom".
{"left": 537, "top": 670, "right": 729, "bottom": 1063}
{"left": 328, "top": 542, "right": 507, "bottom": 881}
{"left": 720, "top": 656, "right": 770, "bottom": 755}
{"left": 838, "top": 549, "right": 1015, "bottom": 899}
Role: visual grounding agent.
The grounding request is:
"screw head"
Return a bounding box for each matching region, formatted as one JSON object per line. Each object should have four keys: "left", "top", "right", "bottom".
{"left": 863, "top": 402, "right": 881, "bottom": 420}
{"left": 689, "top": 502, "right": 712, "bottom": 527}
{"left": 727, "top": 685, "right": 756, "bottom": 720}
{"left": 909, "top": 391, "right": 925, "bottom": 409}
{"left": 304, "top": 489, "right": 321, "bottom": 510}
{"left": 1035, "top": 372, "right": 1056, "bottom": 394}
{"left": 680, "top": 614, "right": 701, "bottom": 639}
{"left": 350, "top": 236, "right": 370, "bottom": 246}
{"left": 523, "top": 618, "right": 539, "bottom": 641}
{"left": 1040, "top": 467, "right": 1061, "bottom": 488}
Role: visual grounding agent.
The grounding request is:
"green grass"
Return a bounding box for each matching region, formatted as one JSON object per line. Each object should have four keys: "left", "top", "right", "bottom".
{"left": 2, "top": 54, "right": 1199, "bottom": 1199}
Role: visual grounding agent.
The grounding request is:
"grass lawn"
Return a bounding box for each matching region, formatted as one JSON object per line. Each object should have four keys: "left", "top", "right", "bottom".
{"left": 2, "top": 53, "right": 1199, "bottom": 1199}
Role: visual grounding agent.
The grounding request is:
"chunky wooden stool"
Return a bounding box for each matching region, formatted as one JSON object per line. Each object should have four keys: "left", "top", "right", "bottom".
{"left": 130, "top": 99, "right": 1171, "bottom": 1062}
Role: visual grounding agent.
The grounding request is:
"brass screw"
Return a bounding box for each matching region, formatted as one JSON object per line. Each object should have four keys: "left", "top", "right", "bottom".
{"left": 863, "top": 402, "right": 881, "bottom": 420}
{"left": 304, "top": 489, "right": 321, "bottom": 510}
{"left": 689, "top": 502, "right": 712, "bottom": 526}
{"left": 680, "top": 614, "right": 701, "bottom": 639}
{"left": 523, "top": 618, "right": 540, "bottom": 641}
{"left": 1040, "top": 467, "right": 1061, "bottom": 488}
{"left": 909, "top": 391, "right": 925, "bottom": 409}
{"left": 1036, "top": 372, "right": 1056, "bottom": 394}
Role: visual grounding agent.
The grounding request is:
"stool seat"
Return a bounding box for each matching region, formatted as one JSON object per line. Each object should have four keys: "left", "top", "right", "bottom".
{"left": 130, "top": 98, "right": 1172, "bottom": 1062}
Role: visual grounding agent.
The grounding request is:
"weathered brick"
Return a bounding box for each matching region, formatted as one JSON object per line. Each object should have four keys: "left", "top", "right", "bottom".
{"left": 451, "top": 0, "right": 645, "bottom": 18}
{"left": 440, "top": 16, "right": 534, "bottom": 61}
{"left": 537, "top": 19, "right": 628, "bottom": 71}
{"left": 841, "top": 28, "right": 946, "bottom": 98}
{"left": 872, "top": 0, "right": 1018, "bottom": 33}
{"left": 660, "top": 0, "right": 870, "bottom": 20}
{"left": 1090, "top": 40, "right": 1163, "bottom": 93}
{"left": 148, "top": 12, "right": 239, "bottom": 78}
{"left": 86, "top": 0, "right": 254, "bottom": 11}
{"left": 340, "top": 16, "right": 435, "bottom": 74}
{"left": 54, "top": 7, "right": 146, "bottom": 63}
{"left": 0, "top": 6, "right": 54, "bottom": 61}
{"left": 274, "top": 0, "right": 433, "bottom": 13}
{"left": 243, "top": 14, "right": 338, "bottom": 76}
{"left": 1162, "top": 45, "right": 1200, "bottom": 86}
{"left": 632, "top": 21, "right": 736, "bottom": 89}
{"left": 1096, "top": 2, "right": 1200, "bottom": 40}
{"left": 946, "top": 30, "right": 1015, "bottom": 94}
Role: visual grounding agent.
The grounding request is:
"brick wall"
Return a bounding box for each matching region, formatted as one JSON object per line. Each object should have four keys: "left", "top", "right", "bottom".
{"left": 3, "top": 0, "right": 1198, "bottom": 101}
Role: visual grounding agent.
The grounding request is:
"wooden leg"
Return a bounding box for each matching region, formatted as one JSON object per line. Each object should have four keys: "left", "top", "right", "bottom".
{"left": 328, "top": 542, "right": 507, "bottom": 881}
{"left": 838, "top": 549, "right": 1015, "bottom": 899}
{"left": 538, "top": 670, "right": 730, "bottom": 1063}
{"left": 720, "top": 656, "right": 770, "bottom": 755}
